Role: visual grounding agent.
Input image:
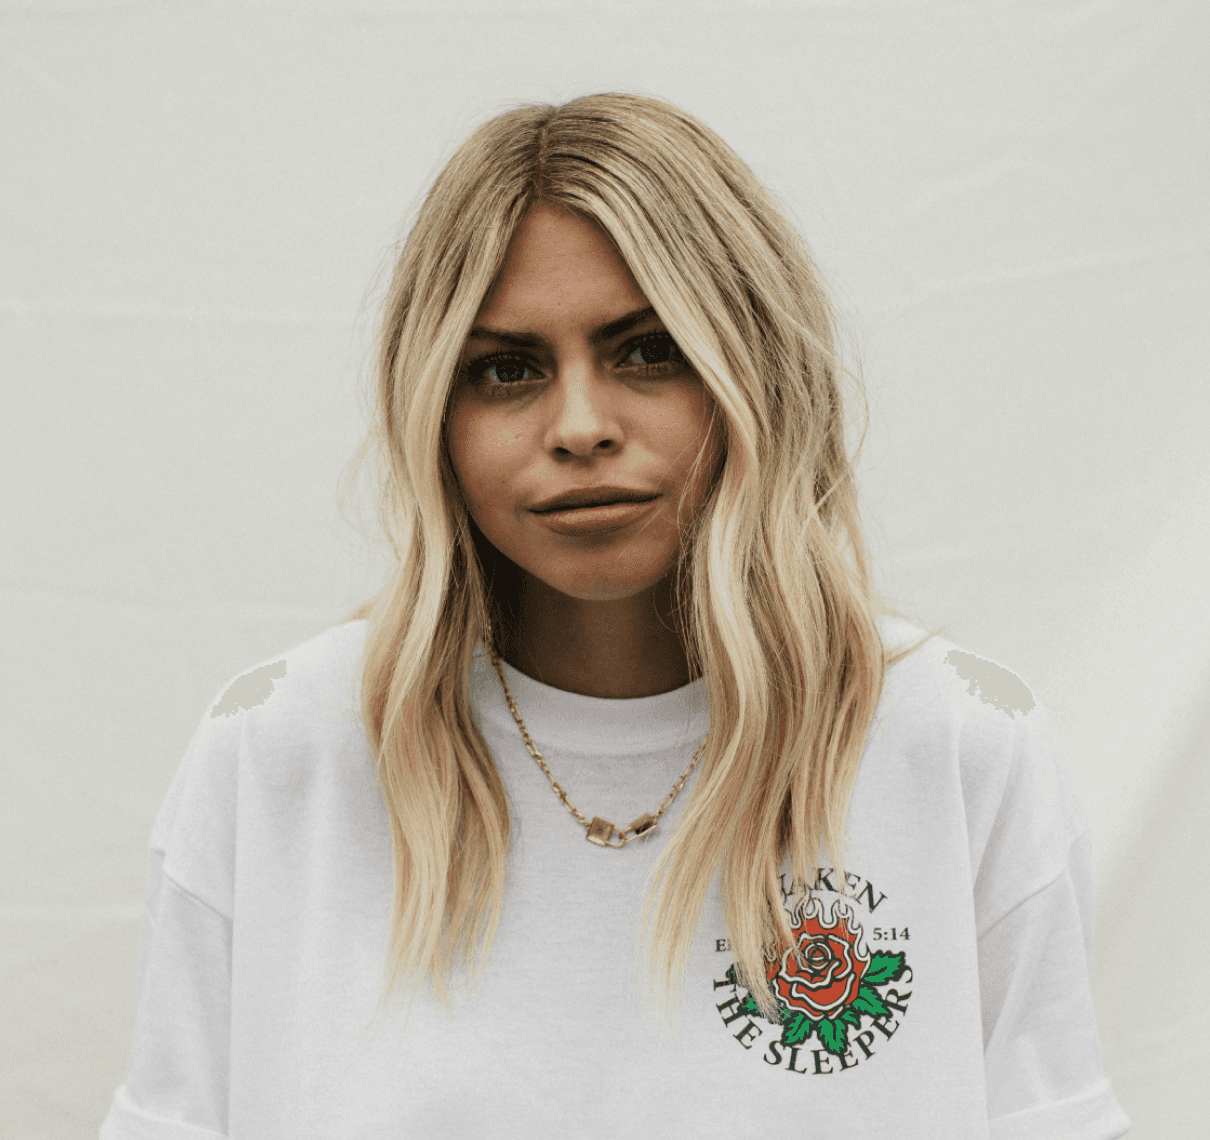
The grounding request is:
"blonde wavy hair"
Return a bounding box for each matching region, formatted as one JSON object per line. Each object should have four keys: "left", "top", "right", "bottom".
{"left": 348, "top": 92, "right": 929, "bottom": 1023}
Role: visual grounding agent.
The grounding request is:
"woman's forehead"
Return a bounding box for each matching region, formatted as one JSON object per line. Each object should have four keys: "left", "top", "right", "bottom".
{"left": 473, "top": 205, "right": 648, "bottom": 332}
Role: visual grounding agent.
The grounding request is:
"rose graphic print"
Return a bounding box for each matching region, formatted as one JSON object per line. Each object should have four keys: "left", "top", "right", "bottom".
{"left": 720, "top": 890, "right": 912, "bottom": 1062}
{"left": 768, "top": 904, "right": 870, "bottom": 1018}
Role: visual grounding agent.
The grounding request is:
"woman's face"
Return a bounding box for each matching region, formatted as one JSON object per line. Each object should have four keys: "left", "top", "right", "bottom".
{"left": 445, "top": 204, "right": 721, "bottom": 605}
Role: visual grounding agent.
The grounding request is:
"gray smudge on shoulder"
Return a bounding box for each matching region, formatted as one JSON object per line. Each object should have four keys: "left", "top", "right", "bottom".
{"left": 944, "top": 649, "right": 1035, "bottom": 719}
{"left": 210, "top": 660, "right": 288, "bottom": 718}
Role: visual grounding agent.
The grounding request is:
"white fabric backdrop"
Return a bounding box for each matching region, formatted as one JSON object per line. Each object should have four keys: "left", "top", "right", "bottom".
{"left": 2, "top": 2, "right": 1206, "bottom": 1136}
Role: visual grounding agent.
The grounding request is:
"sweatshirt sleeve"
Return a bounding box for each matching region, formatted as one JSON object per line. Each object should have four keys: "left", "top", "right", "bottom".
{"left": 99, "top": 852, "right": 231, "bottom": 1139}
{"left": 100, "top": 690, "right": 242, "bottom": 1140}
{"left": 974, "top": 704, "right": 1131, "bottom": 1140}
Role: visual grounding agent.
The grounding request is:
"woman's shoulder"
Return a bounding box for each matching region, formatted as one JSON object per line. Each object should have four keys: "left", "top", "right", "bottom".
{"left": 205, "top": 619, "right": 365, "bottom": 716}
{"left": 149, "top": 621, "right": 371, "bottom": 861}
{"left": 873, "top": 614, "right": 1069, "bottom": 794}
{"left": 205, "top": 618, "right": 370, "bottom": 728}
{"left": 874, "top": 613, "right": 1078, "bottom": 805}
{"left": 872, "top": 614, "right": 1090, "bottom": 890}
{"left": 876, "top": 614, "right": 1041, "bottom": 739}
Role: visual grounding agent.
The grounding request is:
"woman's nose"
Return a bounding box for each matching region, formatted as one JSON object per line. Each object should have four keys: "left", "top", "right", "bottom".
{"left": 543, "top": 360, "right": 624, "bottom": 458}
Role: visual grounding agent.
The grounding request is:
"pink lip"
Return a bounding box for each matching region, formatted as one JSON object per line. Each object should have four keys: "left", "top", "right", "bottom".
{"left": 531, "top": 497, "right": 660, "bottom": 536}
{"left": 529, "top": 485, "right": 660, "bottom": 513}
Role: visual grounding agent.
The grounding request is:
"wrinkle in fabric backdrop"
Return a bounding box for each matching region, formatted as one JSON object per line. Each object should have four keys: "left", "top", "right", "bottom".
{"left": 1, "top": 2, "right": 1207, "bottom": 1137}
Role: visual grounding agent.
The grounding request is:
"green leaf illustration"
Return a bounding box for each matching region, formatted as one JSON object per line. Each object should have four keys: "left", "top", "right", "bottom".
{"left": 737, "top": 991, "right": 763, "bottom": 1019}
{"left": 851, "top": 984, "right": 889, "bottom": 1020}
{"left": 816, "top": 1016, "right": 850, "bottom": 1056}
{"left": 863, "top": 951, "right": 907, "bottom": 986}
{"left": 780, "top": 1011, "right": 814, "bottom": 1047}
{"left": 838, "top": 1007, "right": 861, "bottom": 1027}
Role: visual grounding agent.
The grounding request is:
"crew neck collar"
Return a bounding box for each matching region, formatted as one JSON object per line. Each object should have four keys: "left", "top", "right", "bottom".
{"left": 471, "top": 645, "right": 709, "bottom": 755}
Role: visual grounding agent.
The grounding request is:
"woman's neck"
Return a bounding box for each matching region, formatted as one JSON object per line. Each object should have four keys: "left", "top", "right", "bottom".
{"left": 499, "top": 572, "right": 693, "bottom": 699}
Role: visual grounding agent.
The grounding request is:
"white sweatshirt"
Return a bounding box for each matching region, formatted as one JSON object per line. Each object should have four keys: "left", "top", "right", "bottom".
{"left": 100, "top": 617, "right": 1129, "bottom": 1139}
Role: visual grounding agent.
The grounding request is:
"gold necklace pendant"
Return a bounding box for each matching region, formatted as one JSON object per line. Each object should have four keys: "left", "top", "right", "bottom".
{"left": 586, "top": 812, "right": 659, "bottom": 847}
{"left": 487, "top": 647, "right": 705, "bottom": 848}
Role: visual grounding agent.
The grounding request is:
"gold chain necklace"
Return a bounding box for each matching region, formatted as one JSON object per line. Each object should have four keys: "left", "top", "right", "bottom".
{"left": 487, "top": 646, "right": 706, "bottom": 848}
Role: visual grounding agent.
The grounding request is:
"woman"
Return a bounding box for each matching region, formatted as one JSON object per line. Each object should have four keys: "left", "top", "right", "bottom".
{"left": 102, "top": 94, "right": 1128, "bottom": 1138}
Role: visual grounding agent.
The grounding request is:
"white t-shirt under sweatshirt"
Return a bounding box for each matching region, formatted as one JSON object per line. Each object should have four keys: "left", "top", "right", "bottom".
{"left": 100, "top": 617, "right": 1129, "bottom": 1139}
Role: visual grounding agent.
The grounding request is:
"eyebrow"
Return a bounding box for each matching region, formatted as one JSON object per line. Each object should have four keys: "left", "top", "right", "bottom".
{"left": 465, "top": 305, "right": 659, "bottom": 349}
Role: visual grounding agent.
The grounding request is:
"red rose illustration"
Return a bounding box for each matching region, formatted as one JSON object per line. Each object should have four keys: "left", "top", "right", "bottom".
{"left": 767, "top": 901, "right": 870, "bottom": 1019}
